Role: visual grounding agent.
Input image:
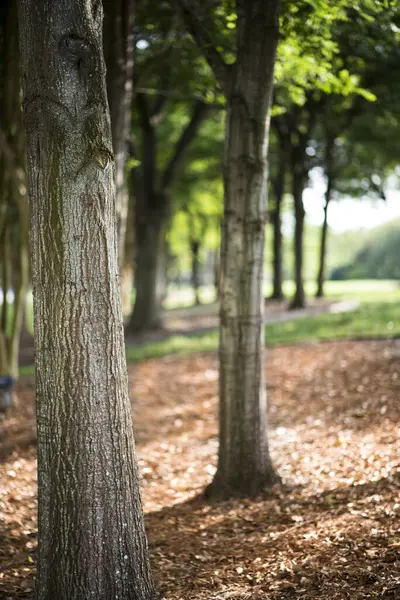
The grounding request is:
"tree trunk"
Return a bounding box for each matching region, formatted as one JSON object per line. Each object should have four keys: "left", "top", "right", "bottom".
{"left": 120, "top": 195, "right": 135, "bottom": 317}
{"left": 0, "top": 225, "right": 11, "bottom": 375}
{"left": 207, "top": 0, "right": 281, "bottom": 499}
{"left": 290, "top": 168, "right": 306, "bottom": 309}
{"left": 129, "top": 209, "right": 164, "bottom": 333}
{"left": 315, "top": 181, "right": 332, "bottom": 298}
{"left": 8, "top": 201, "right": 29, "bottom": 377}
{"left": 130, "top": 98, "right": 210, "bottom": 332}
{"left": 270, "top": 162, "right": 285, "bottom": 301}
{"left": 156, "top": 231, "right": 169, "bottom": 306}
{"left": 1, "top": 223, "right": 10, "bottom": 338}
{"left": 191, "top": 240, "right": 201, "bottom": 305}
{"left": 0, "top": 0, "right": 28, "bottom": 379}
{"left": 18, "top": 1, "right": 156, "bottom": 598}
{"left": 213, "top": 248, "right": 220, "bottom": 299}
{"left": 103, "top": 0, "right": 134, "bottom": 269}
{"left": 316, "top": 135, "right": 335, "bottom": 299}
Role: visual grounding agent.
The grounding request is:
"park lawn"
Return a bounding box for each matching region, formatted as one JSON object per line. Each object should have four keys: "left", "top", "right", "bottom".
{"left": 127, "top": 284, "right": 400, "bottom": 362}
{"left": 164, "top": 279, "right": 400, "bottom": 310}
{"left": 19, "top": 280, "right": 400, "bottom": 374}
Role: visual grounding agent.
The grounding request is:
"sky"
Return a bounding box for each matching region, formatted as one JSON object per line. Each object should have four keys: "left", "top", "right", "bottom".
{"left": 303, "top": 169, "right": 400, "bottom": 232}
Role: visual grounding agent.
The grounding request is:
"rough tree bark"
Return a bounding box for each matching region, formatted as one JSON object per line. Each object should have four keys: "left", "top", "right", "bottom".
{"left": 173, "top": 0, "right": 281, "bottom": 498}
{"left": 18, "top": 1, "right": 156, "bottom": 598}
{"left": 103, "top": 0, "right": 134, "bottom": 269}
{"left": 128, "top": 95, "right": 210, "bottom": 333}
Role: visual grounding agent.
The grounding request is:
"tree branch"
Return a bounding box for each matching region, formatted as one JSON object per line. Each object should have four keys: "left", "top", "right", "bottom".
{"left": 160, "top": 100, "right": 212, "bottom": 192}
{"left": 170, "top": 0, "right": 232, "bottom": 95}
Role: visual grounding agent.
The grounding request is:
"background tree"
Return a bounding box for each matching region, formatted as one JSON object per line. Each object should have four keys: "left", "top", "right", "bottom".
{"left": 268, "top": 130, "right": 287, "bottom": 301}
{"left": 18, "top": 0, "right": 156, "bottom": 597}
{"left": 168, "top": 112, "right": 224, "bottom": 303}
{"left": 0, "top": 0, "right": 29, "bottom": 382}
{"left": 127, "top": 4, "right": 216, "bottom": 331}
{"left": 172, "top": 0, "right": 281, "bottom": 498}
{"left": 272, "top": 0, "right": 381, "bottom": 308}
{"left": 128, "top": 95, "right": 211, "bottom": 332}
{"left": 314, "top": 2, "right": 400, "bottom": 296}
{"left": 103, "top": 0, "right": 135, "bottom": 269}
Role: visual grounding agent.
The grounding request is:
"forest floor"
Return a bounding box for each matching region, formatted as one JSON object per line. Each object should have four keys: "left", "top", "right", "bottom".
{"left": 1, "top": 339, "right": 400, "bottom": 599}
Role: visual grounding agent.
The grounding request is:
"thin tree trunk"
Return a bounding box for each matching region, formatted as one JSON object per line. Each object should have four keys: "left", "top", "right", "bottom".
{"left": 156, "top": 231, "right": 168, "bottom": 307}
{"left": 121, "top": 195, "right": 135, "bottom": 317}
{"left": 0, "top": 226, "right": 10, "bottom": 373}
{"left": 316, "top": 181, "right": 332, "bottom": 298}
{"left": 130, "top": 97, "right": 210, "bottom": 332}
{"left": 103, "top": 0, "right": 134, "bottom": 269}
{"left": 290, "top": 169, "right": 306, "bottom": 309}
{"left": 1, "top": 224, "right": 10, "bottom": 338}
{"left": 18, "top": 1, "right": 156, "bottom": 598}
{"left": 130, "top": 209, "right": 163, "bottom": 332}
{"left": 270, "top": 161, "right": 285, "bottom": 301}
{"left": 8, "top": 200, "right": 29, "bottom": 377}
{"left": 206, "top": 0, "right": 281, "bottom": 499}
{"left": 191, "top": 239, "right": 201, "bottom": 305}
{"left": 213, "top": 248, "right": 220, "bottom": 300}
{"left": 0, "top": 0, "right": 29, "bottom": 380}
{"left": 316, "top": 134, "right": 335, "bottom": 299}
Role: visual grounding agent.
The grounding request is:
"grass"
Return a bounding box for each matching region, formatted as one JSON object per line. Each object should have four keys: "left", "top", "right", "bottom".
{"left": 163, "top": 279, "right": 400, "bottom": 311}
{"left": 18, "top": 280, "right": 400, "bottom": 375}
{"left": 127, "top": 280, "right": 400, "bottom": 362}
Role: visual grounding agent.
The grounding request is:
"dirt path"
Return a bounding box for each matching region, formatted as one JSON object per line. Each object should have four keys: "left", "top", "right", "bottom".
{"left": 130, "top": 297, "right": 360, "bottom": 344}
{"left": 2, "top": 339, "right": 400, "bottom": 599}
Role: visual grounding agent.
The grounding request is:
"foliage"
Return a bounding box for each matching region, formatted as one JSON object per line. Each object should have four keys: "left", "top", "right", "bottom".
{"left": 167, "top": 111, "right": 224, "bottom": 274}
{"left": 332, "top": 220, "right": 400, "bottom": 280}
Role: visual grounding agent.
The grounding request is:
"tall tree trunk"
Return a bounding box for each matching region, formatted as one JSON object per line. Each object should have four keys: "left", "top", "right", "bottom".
{"left": 129, "top": 97, "right": 210, "bottom": 333}
{"left": 316, "top": 178, "right": 332, "bottom": 298}
{"left": 270, "top": 161, "right": 285, "bottom": 301}
{"left": 18, "top": 1, "right": 156, "bottom": 598}
{"left": 156, "top": 231, "right": 168, "bottom": 307}
{"left": 103, "top": 0, "right": 134, "bottom": 270}
{"left": 290, "top": 168, "right": 306, "bottom": 309}
{"left": 213, "top": 248, "right": 220, "bottom": 300}
{"left": 207, "top": 0, "right": 281, "bottom": 499}
{"left": 0, "top": 223, "right": 10, "bottom": 338}
{"left": 8, "top": 200, "right": 29, "bottom": 377}
{"left": 0, "top": 0, "right": 28, "bottom": 379}
{"left": 191, "top": 239, "right": 201, "bottom": 305}
{"left": 120, "top": 195, "right": 135, "bottom": 317}
{"left": 316, "top": 134, "right": 335, "bottom": 299}
{"left": 130, "top": 207, "right": 164, "bottom": 332}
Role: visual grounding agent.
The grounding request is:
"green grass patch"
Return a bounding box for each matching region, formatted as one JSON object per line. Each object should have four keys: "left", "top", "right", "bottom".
{"left": 125, "top": 331, "right": 218, "bottom": 363}
{"left": 263, "top": 300, "right": 400, "bottom": 346}
{"left": 18, "top": 280, "right": 400, "bottom": 374}
{"left": 125, "top": 298, "right": 400, "bottom": 363}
